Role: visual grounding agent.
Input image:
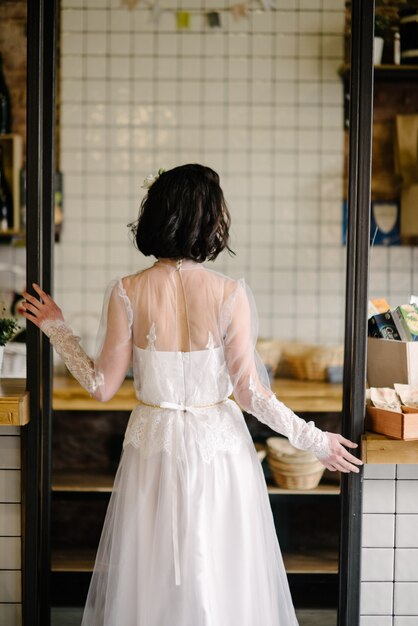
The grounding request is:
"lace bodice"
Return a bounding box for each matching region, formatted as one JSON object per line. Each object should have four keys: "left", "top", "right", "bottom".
{"left": 40, "top": 260, "right": 330, "bottom": 461}
{"left": 132, "top": 345, "right": 231, "bottom": 406}
{"left": 123, "top": 346, "right": 248, "bottom": 464}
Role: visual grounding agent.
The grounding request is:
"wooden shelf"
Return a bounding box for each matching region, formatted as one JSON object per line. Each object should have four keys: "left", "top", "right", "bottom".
{"left": 271, "top": 378, "right": 342, "bottom": 413}
{"left": 51, "top": 547, "right": 338, "bottom": 575}
{"left": 51, "top": 471, "right": 340, "bottom": 496}
{"left": 268, "top": 483, "right": 340, "bottom": 496}
{"left": 52, "top": 472, "right": 115, "bottom": 493}
{"left": 53, "top": 375, "right": 342, "bottom": 413}
{"left": 283, "top": 549, "right": 338, "bottom": 574}
{"left": 51, "top": 548, "right": 96, "bottom": 572}
{"left": 340, "top": 63, "right": 418, "bottom": 81}
{"left": 374, "top": 64, "right": 418, "bottom": 80}
{"left": 362, "top": 432, "right": 418, "bottom": 464}
{"left": 50, "top": 377, "right": 342, "bottom": 587}
{"left": 0, "top": 378, "right": 29, "bottom": 426}
{"left": 53, "top": 376, "right": 137, "bottom": 411}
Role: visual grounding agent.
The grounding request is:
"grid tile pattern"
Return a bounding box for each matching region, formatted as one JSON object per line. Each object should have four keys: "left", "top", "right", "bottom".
{"left": 361, "top": 465, "right": 418, "bottom": 624}
{"left": 0, "top": 427, "right": 22, "bottom": 626}
{"left": 57, "top": 0, "right": 346, "bottom": 351}
{"left": 369, "top": 247, "right": 418, "bottom": 311}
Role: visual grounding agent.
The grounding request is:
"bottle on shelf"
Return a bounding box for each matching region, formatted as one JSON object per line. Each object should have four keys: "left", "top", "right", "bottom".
{"left": 0, "top": 53, "right": 11, "bottom": 135}
{"left": 19, "top": 164, "right": 26, "bottom": 232}
{"left": 54, "top": 170, "right": 63, "bottom": 242}
{"left": 0, "top": 145, "right": 13, "bottom": 232}
{"left": 393, "top": 28, "right": 401, "bottom": 66}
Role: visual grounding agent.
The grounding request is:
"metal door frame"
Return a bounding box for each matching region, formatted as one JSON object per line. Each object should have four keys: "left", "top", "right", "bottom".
{"left": 24, "top": 1, "right": 57, "bottom": 625}
{"left": 338, "top": 1, "right": 375, "bottom": 625}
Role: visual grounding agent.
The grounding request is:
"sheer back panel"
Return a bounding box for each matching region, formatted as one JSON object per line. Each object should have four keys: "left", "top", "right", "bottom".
{"left": 124, "top": 260, "right": 237, "bottom": 353}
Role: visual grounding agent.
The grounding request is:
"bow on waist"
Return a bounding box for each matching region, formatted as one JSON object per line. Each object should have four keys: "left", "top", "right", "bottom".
{"left": 139, "top": 397, "right": 228, "bottom": 586}
{"left": 140, "top": 399, "right": 227, "bottom": 412}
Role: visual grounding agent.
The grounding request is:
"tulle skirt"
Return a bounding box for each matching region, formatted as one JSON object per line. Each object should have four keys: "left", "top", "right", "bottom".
{"left": 81, "top": 436, "right": 299, "bottom": 626}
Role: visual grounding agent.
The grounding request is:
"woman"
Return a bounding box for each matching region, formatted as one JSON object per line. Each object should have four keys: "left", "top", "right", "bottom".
{"left": 22, "top": 164, "right": 362, "bottom": 626}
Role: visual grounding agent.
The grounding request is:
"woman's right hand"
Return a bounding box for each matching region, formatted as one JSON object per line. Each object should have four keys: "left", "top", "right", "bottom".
{"left": 319, "top": 432, "right": 363, "bottom": 473}
{"left": 21, "top": 283, "right": 65, "bottom": 330}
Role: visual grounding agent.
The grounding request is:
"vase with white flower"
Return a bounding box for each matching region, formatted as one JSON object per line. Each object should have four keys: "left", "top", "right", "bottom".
{"left": 0, "top": 309, "right": 19, "bottom": 374}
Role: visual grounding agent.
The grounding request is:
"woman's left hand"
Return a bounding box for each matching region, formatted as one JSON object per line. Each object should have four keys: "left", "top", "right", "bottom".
{"left": 319, "top": 432, "right": 363, "bottom": 473}
{"left": 21, "top": 283, "right": 64, "bottom": 329}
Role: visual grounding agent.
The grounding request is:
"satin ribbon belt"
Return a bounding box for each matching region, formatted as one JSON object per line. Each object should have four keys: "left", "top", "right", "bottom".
{"left": 139, "top": 398, "right": 228, "bottom": 586}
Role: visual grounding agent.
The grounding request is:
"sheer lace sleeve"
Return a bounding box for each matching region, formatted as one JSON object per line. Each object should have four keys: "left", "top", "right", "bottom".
{"left": 41, "top": 278, "right": 133, "bottom": 402}
{"left": 222, "top": 280, "right": 330, "bottom": 460}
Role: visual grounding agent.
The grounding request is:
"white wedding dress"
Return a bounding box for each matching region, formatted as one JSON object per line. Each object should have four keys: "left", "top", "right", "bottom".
{"left": 42, "top": 258, "right": 330, "bottom": 626}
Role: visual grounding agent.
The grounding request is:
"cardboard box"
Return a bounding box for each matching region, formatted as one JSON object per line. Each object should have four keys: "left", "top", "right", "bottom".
{"left": 367, "top": 337, "right": 418, "bottom": 387}
{"left": 401, "top": 184, "right": 418, "bottom": 237}
{"left": 366, "top": 405, "right": 418, "bottom": 440}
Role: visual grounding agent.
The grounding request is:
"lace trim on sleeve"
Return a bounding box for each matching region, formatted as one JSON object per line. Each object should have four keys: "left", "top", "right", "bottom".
{"left": 220, "top": 278, "right": 245, "bottom": 337}
{"left": 117, "top": 278, "right": 133, "bottom": 337}
{"left": 249, "top": 376, "right": 330, "bottom": 459}
{"left": 40, "top": 319, "right": 104, "bottom": 395}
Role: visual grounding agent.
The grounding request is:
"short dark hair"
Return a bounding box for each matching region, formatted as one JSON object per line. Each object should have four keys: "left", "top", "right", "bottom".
{"left": 129, "top": 164, "right": 234, "bottom": 262}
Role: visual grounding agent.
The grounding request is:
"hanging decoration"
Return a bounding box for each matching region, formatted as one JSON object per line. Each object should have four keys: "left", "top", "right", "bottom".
{"left": 151, "top": 0, "right": 164, "bottom": 23}
{"left": 206, "top": 11, "right": 221, "bottom": 28}
{"left": 120, "top": 0, "right": 141, "bottom": 8}
{"left": 231, "top": 3, "right": 247, "bottom": 20}
{"left": 121, "top": 0, "right": 272, "bottom": 28}
{"left": 177, "top": 11, "right": 191, "bottom": 29}
{"left": 259, "top": 0, "right": 274, "bottom": 10}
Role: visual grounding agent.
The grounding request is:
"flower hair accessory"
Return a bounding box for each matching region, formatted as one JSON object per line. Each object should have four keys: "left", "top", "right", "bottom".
{"left": 141, "top": 168, "right": 165, "bottom": 190}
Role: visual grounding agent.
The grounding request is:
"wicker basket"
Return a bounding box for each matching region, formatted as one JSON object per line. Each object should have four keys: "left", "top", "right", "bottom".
{"left": 276, "top": 342, "right": 311, "bottom": 378}
{"left": 256, "top": 339, "right": 283, "bottom": 377}
{"left": 266, "top": 437, "right": 325, "bottom": 490}
{"left": 266, "top": 437, "right": 314, "bottom": 462}
{"left": 268, "top": 467, "right": 325, "bottom": 490}
{"left": 268, "top": 456, "right": 324, "bottom": 475}
{"left": 284, "top": 345, "right": 344, "bottom": 382}
{"left": 267, "top": 448, "right": 314, "bottom": 464}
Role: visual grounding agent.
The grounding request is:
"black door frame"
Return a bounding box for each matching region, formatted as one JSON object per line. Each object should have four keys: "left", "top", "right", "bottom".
{"left": 338, "top": 1, "right": 375, "bottom": 625}
{"left": 24, "top": 1, "right": 374, "bottom": 624}
{"left": 24, "top": 1, "right": 57, "bottom": 625}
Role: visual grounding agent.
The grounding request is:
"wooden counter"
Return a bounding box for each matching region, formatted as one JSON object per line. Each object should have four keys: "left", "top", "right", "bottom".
{"left": 0, "top": 378, "right": 29, "bottom": 425}
{"left": 272, "top": 378, "right": 342, "bottom": 413}
{"left": 52, "top": 375, "right": 343, "bottom": 413}
{"left": 362, "top": 432, "right": 418, "bottom": 464}
{"left": 53, "top": 376, "right": 136, "bottom": 411}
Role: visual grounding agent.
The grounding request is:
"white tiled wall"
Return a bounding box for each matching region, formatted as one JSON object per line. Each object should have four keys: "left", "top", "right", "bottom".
{"left": 361, "top": 465, "right": 418, "bottom": 625}
{"left": 0, "top": 2, "right": 415, "bottom": 350}
{"left": 0, "top": 1, "right": 414, "bottom": 351}
{"left": 54, "top": 0, "right": 348, "bottom": 350}
{"left": 0, "top": 427, "right": 22, "bottom": 626}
